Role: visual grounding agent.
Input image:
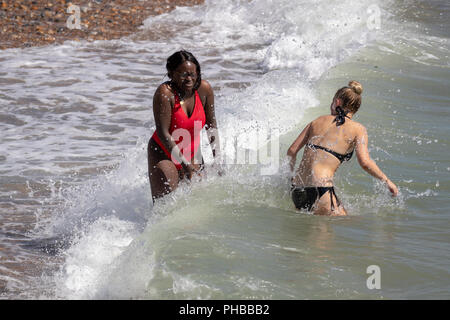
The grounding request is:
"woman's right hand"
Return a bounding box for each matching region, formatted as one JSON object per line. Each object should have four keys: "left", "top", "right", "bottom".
{"left": 183, "top": 163, "right": 203, "bottom": 180}
{"left": 183, "top": 163, "right": 196, "bottom": 180}
{"left": 385, "top": 179, "right": 398, "bottom": 197}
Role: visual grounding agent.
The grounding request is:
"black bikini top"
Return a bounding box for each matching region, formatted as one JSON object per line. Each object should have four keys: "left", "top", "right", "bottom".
{"left": 306, "top": 106, "right": 355, "bottom": 162}
{"left": 306, "top": 106, "right": 354, "bottom": 162}
{"left": 307, "top": 143, "right": 354, "bottom": 163}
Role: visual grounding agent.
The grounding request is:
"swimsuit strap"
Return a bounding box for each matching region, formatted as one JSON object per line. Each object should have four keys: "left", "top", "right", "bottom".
{"left": 315, "top": 187, "right": 339, "bottom": 211}
{"left": 333, "top": 106, "right": 351, "bottom": 126}
{"left": 329, "top": 187, "right": 336, "bottom": 211}
{"left": 307, "top": 143, "right": 353, "bottom": 163}
{"left": 329, "top": 187, "right": 341, "bottom": 212}
{"left": 316, "top": 186, "right": 340, "bottom": 212}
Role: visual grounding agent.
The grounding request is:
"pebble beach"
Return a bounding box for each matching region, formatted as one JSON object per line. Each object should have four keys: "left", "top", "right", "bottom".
{"left": 0, "top": 0, "right": 203, "bottom": 50}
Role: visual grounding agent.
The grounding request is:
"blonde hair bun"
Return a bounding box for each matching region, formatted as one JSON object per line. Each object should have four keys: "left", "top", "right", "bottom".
{"left": 348, "top": 80, "right": 363, "bottom": 95}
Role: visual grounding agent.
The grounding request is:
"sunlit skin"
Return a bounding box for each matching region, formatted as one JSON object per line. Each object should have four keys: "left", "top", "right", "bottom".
{"left": 287, "top": 96, "right": 398, "bottom": 216}
{"left": 148, "top": 59, "right": 221, "bottom": 201}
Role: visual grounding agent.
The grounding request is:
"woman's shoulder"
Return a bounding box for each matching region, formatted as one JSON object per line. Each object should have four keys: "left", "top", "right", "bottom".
{"left": 197, "top": 79, "right": 213, "bottom": 94}
{"left": 312, "top": 114, "right": 334, "bottom": 124}
{"left": 347, "top": 118, "right": 365, "bottom": 130}
{"left": 344, "top": 119, "right": 367, "bottom": 139}
{"left": 352, "top": 121, "right": 367, "bottom": 135}
{"left": 311, "top": 115, "right": 366, "bottom": 133}
{"left": 155, "top": 81, "right": 174, "bottom": 97}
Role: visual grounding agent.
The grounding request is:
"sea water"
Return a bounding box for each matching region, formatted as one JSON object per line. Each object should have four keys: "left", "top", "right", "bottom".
{"left": 0, "top": 0, "right": 449, "bottom": 299}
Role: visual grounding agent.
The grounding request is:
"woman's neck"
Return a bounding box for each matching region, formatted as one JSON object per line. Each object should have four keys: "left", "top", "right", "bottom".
{"left": 170, "top": 82, "right": 194, "bottom": 100}
{"left": 332, "top": 108, "right": 353, "bottom": 119}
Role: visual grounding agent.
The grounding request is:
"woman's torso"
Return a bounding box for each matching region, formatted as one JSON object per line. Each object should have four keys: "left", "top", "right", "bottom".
{"left": 292, "top": 115, "right": 358, "bottom": 187}
{"left": 151, "top": 82, "right": 206, "bottom": 169}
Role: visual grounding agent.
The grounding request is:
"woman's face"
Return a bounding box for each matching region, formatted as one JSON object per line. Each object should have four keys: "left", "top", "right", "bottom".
{"left": 170, "top": 61, "right": 198, "bottom": 93}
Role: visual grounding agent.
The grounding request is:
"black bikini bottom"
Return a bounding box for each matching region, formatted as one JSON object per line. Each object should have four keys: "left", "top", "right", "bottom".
{"left": 291, "top": 185, "right": 340, "bottom": 211}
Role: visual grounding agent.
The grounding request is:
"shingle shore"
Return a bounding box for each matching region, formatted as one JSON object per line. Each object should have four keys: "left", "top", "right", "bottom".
{"left": 0, "top": 0, "right": 203, "bottom": 50}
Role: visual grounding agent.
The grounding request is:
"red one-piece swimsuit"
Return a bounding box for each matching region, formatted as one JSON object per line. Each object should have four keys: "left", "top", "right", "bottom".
{"left": 151, "top": 89, "right": 206, "bottom": 170}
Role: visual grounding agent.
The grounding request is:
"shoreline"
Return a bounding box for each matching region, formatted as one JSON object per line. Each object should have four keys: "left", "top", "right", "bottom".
{"left": 0, "top": 0, "right": 203, "bottom": 50}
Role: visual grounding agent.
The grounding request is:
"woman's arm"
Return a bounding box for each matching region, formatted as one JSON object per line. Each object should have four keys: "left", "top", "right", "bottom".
{"left": 355, "top": 125, "right": 398, "bottom": 196}
{"left": 200, "top": 80, "right": 222, "bottom": 170}
{"left": 287, "top": 122, "right": 311, "bottom": 172}
{"left": 153, "top": 84, "right": 195, "bottom": 173}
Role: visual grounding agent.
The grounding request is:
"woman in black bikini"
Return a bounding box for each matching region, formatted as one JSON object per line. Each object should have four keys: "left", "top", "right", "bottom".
{"left": 287, "top": 81, "right": 398, "bottom": 216}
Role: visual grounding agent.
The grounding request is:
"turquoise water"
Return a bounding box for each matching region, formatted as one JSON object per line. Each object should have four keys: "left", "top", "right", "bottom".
{"left": 0, "top": 0, "right": 448, "bottom": 299}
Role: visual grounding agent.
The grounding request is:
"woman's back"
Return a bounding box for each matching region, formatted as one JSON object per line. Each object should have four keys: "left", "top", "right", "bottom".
{"left": 288, "top": 80, "right": 397, "bottom": 216}
{"left": 293, "top": 115, "right": 360, "bottom": 186}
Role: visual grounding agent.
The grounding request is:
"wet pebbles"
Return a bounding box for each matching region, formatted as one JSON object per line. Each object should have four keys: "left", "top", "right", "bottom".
{"left": 0, "top": 0, "right": 203, "bottom": 50}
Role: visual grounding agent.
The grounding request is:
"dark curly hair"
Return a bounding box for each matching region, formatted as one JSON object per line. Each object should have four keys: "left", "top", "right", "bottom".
{"left": 166, "top": 50, "right": 202, "bottom": 91}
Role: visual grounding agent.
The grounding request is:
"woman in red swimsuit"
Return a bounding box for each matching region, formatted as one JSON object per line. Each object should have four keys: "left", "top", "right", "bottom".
{"left": 148, "top": 50, "right": 221, "bottom": 201}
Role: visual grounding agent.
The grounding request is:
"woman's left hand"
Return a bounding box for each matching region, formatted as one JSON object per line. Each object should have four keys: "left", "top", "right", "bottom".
{"left": 386, "top": 179, "right": 398, "bottom": 197}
